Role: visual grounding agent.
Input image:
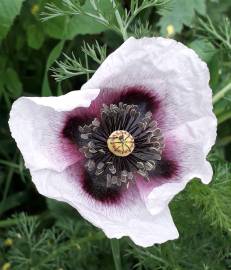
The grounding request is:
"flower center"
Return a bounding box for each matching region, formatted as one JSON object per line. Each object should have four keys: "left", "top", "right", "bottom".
{"left": 107, "top": 130, "right": 135, "bottom": 157}
{"left": 78, "top": 102, "right": 164, "bottom": 187}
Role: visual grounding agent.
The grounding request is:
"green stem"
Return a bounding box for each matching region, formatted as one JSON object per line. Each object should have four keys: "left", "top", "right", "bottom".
{"left": 0, "top": 215, "right": 37, "bottom": 228}
{"left": 0, "top": 154, "right": 17, "bottom": 216}
{"left": 217, "top": 110, "right": 231, "bottom": 125}
{"left": 217, "top": 136, "right": 231, "bottom": 146}
{"left": 0, "top": 159, "right": 20, "bottom": 169}
{"left": 85, "top": 52, "right": 90, "bottom": 80}
{"left": 110, "top": 0, "right": 128, "bottom": 40}
{"left": 110, "top": 239, "right": 122, "bottom": 270}
{"left": 212, "top": 81, "right": 231, "bottom": 104}
{"left": 0, "top": 218, "right": 19, "bottom": 228}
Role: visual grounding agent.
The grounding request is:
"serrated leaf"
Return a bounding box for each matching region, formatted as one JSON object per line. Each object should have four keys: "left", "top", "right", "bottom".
{"left": 158, "top": 0, "right": 207, "bottom": 35}
{"left": 0, "top": 0, "right": 25, "bottom": 40}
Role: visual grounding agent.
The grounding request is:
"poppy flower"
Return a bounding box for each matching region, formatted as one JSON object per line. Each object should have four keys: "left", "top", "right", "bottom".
{"left": 9, "top": 37, "right": 217, "bottom": 247}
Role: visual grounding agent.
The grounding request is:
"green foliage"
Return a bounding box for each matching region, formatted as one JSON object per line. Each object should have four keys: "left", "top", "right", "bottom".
{"left": 0, "top": 0, "right": 231, "bottom": 269}
{"left": 0, "top": 0, "right": 25, "bottom": 40}
{"left": 42, "top": 0, "right": 115, "bottom": 39}
{"left": 0, "top": 67, "right": 23, "bottom": 100}
{"left": 2, "top": 213, "right": 106, "bottom": 270}
{"left": 197, "top": 16, "right": 231, "bottom": 54}
{"left": 26, "top": 24, "right": 45, "bottom": 50}
{"left": 42, "top": 0, "right": 169, "bottom": 40}
{"left": 51, "top": 41, "right": 106, "bottom": 81}
{"left": 42, "top": 41, "right": 65, "bottom": 96}
{"left": 189, "top": 39, "right": 217, "bottom": 62}
{"left": 158, "top": 0, "right": 206, "bottom": 35}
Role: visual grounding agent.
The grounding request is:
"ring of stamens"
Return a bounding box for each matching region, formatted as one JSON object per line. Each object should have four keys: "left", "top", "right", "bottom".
{"left": 107, "top": 130, "right": 135, "bottom": 157}
{"left": 78, "top": 102, "right": 164, "bottom": 188}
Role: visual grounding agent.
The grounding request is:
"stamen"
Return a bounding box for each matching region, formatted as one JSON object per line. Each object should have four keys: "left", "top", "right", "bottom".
{"left": 78, "top": 102, "right": 164, "bottom": 187}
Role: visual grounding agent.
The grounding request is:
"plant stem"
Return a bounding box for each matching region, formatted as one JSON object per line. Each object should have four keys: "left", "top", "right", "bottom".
{"left": 110, "top": 239, "right": 122, "bottom": 270}
{"left": 0, "top": 215, "right": 37, "bottom": 228}
{"left": 110, "top": 0, "right": 128, "bottom": 40}
{"left": 217, "top": 110, "right": 231, "bottom": 125}
{"left": 212, "top": 81, "right": 231, "bottom": 104}
{"left": 217, "top": 136, "right": 231, "bottom": 146}
{"left": 0, "top": 159, "right": 20, "bottom": 169}
{"left": 0, "top": 218, "right": 19, "bottom": 228}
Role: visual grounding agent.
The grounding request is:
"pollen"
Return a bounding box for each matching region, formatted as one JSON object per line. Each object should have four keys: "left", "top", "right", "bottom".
{"left": 166, "top": 24, "right": 175, "bottom": 36}
{"left": 2, "top": 263, "right": 11, "bottom": 270}
{"left": 4, "top": 238, "right": 13, "bottom": 247}
{"left": 31, "top": 4, "right": 40, "bottom": 15}
{"left": 107, "top": 130, "right": 135, "bottom": 157}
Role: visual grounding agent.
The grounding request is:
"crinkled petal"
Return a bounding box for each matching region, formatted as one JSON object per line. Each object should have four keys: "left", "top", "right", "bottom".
{"left": 82, "top": 37, "right": 216, "bottom": 135}
{"left": 9, "top": 90, "right": 100, "bottom": 172}
{"left": 30, "top": 164, "right": 179, "bottom": 247}
{"left": 81, "top": 37, "right": 217, "bottom": 214}
{"left": 137, "top": 116, "right": 216, "bottom": 216}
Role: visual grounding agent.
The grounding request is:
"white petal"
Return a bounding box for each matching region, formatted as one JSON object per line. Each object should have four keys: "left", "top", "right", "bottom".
{"left": 137, "top": 115, "right": 216, "bottom": 216}
{"left": 30, "top": 166, "right": 179, "bottom": 247}
{"left": 82, "top": 37, "right": 216, "bottom": 134}
{"left": 9, "top": 90, "right": 100, "bottom": 172}
{"left": 81, "top": 37, "right": 217, "bottom": 215}
{"left": 26, "top": 90, "right": 100, "bottom": 112}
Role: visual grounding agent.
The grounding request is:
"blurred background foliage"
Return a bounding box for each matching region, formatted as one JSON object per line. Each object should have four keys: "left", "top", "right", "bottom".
{"left": 0, "top": 0, "right": 231, "bottom": 269}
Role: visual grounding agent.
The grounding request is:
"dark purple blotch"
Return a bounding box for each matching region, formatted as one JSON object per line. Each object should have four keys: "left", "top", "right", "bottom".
{"left": 82, "top": 170, "right": 125, "bottom": 204}
{"left": 151, "top": 159, "right": 179, "bottom": 179}
{"left": 61, "top": 85, "right": 169, "bottom": 204}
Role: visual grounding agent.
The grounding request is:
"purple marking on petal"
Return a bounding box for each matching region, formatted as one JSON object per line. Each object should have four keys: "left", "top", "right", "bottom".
{"left": 150, "top": 137, "right": 181, "bottom": 182}
{"left": 62, "top": 108, "right": 94, "bottom": 142}
{"left": 151, "top": 159, "right": 179, "bottom": 179}
{"left": 59, "top": 108, "right": 97, "bottom": 165}
{"left": 136, "top": 137, "right": 181, "bottom": 199}
{"left": 119, "top": 86, "right": 161, "bottom": 114}
{"left": 59, "top": 86, "right": 167, "bottom": 203}
{"left": 69, "top": 161, "right": 135, "bottom": 205}
{"left": 62, "top": 85, "right": 162, "bottom": 144}
{"left": 82, "top": 170, "right": 125, "bottom": 204}
{"left": 136, "top": 157, "right": 180, "bottom": 196}
{"left": 89, "top": 85, "right": 162, "bottom": 117}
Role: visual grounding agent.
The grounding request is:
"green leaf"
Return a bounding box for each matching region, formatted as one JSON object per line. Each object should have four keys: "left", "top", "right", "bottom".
{"left": 0, "top": 55, "right": 7, "bottom": 98}
{"left": 46, "top": 198, "right": 80, "bottom": 221}
{"left": 188, "top": 162, "right": 231, "bottom": 231}
{"left": 4, "top": 68, "right": 23, "bottom": 98}
{"left": 26, "top": 24, "right": 45, "bottom": 50}
{"left": 0, "top": 55, "right": 7, "bottom": 70}
{"left": 0, "top": 0, "right": 25, "bottom": 40}
{"left": 43, "top": 16, "right": 68, "bottom": 40}
{"left": 43, "top": 0, "right": 113, "bottom": 39}
{"left": 158, "top": 0, "right": 206, "bottom": 35}
{"left": 42, "top": 40, "right": 65, "bottom": 96}
{"left": 0, "top": 191, "right": 28, "bottom": 214}
{"left": 189, "top": 39, "right": 217, "bottom": 63}
{"left": 193, "top": 0, "right": 207, "bottom": 15}
{"left": 208, "top": 53, "right": 221, "bottom": 90}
